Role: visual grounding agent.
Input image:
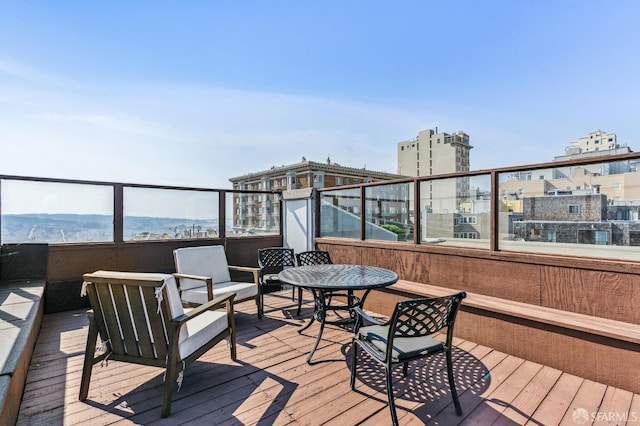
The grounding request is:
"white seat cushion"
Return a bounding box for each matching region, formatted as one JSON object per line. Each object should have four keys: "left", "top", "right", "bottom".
{"left": 178, "top": 308, "right": 229, "bottom": 359}
{"left": 174, "top": 246, "right": 232, "bottom": 291}
{"left": 181, "top": 281, "right": 258, "bottom": 305}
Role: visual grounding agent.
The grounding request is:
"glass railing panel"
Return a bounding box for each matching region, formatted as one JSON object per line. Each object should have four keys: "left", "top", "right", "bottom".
{"left": 419, "top": 174, "right": 491, "bottom": 249}
{"left": 123, "top": 187, "right": 219, "bottom": 241}
{"left": 364, "top": 182, "right": 414, "bottom": 242}
{"left": 319, "top": 188, "right": 361, "bottom": 238}
{"left": 497, "top": 161, "right": 640, "bottom": 260}
{"left": 226, "top": 191, "right": 280, "bottom": 237}
{"left": 1, "top": 179, "right": 113, "bottom": 243}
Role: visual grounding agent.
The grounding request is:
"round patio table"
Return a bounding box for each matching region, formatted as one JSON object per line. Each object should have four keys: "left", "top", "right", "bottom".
{"left": 278, "top": 264, "right": 398, "bottom": 363}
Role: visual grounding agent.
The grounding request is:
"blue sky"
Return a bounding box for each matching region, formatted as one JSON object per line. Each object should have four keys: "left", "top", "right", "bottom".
{"left": 1, "top": 1, "right": 639, "bottom": 189}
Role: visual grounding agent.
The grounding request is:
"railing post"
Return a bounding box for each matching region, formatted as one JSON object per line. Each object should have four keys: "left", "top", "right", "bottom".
{"left": 219, "top": 190, "right": 227, "bottom": 241}
{"left": 114, "top": 184, "right": 124, "bottom": 243}
{"left": 490, "top": 171, "right": 499, "bottom": 252}
{"left": 414, "top": 179, "right": 420, "bottom": 245}
{"left": 360, "top": 186, "right": 366, "bottom": 240}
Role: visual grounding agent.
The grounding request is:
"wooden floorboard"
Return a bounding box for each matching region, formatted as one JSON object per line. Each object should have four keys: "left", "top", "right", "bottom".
{"left": 16, "top": 290, "right": 640, "bottom": 425}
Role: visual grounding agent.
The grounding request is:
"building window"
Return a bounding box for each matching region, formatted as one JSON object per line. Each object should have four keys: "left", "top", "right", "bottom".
{"left": 613, "top": 183, "right": 621, "bottom": 189}
{"left": 569, "top": 205, "right": 581, "bottom": 214}
{"left": 595, "top": 231, "right": 608, "bottom": 245}
{"left": 336, "top": 177, "right": 343, "bottom": 185}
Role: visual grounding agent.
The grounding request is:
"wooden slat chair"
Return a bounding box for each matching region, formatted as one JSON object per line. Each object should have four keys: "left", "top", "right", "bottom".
{"left": 350, "top": 292, "right": 467, "bottom": 426}
{"left": 173, "top": 245, "right": 262, "bottom": 318}
{"left": 79, "top": 270, "right": 237, "bottom": 418}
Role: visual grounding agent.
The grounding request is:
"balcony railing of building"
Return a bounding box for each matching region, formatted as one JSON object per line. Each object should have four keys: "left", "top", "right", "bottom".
{"left": 0, "top": 175, "right": 284, "bottom": 296}
{"left": 0, "top": 175, "right": 283, "bottom": 245}
{"left": 317, "top": 151, "right": 640, "bottom": 267}
{"left": 314, "top": 152, "right": 640, "bottom": 396}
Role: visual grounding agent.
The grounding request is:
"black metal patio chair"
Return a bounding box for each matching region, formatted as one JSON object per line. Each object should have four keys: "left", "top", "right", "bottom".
{"left": 350, "top": 292, "right": 467, "bottom": 426}
{"left": 257, "top": 247, "right": 296, "bottom": 316}
{"left": 295, "top": 250, "right": 333, "bottom": 315}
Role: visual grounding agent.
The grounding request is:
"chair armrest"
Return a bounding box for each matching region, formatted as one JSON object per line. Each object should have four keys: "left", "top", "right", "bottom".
{"left": 228, "top": 265, "right": 260, "bottom": 284}
{"left": 172, "top": 293, "right": 236, "bottom": 325}
{"left": 173, "top": 272, "right": 210, "bottom": 282}
{"left": 172, "top": 273, "right": 214, "bottom": 301}
{"left": 352, "top": 307, "right": 384, "bottom": 326}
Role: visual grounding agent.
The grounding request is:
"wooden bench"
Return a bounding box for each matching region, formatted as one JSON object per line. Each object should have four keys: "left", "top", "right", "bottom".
{"left": 1, "top": 244, "right": 48, "bottom": 426}
{"left": 379, "top": 279, "right": 640, "bottom": 394}
{"left": 0, "top": 280, "right": 46, "bottom": 426}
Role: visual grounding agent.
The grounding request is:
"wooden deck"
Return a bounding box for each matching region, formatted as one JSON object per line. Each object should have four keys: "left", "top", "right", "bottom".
{"left": 17, "top": 291, "right": 640, "bottom": 425}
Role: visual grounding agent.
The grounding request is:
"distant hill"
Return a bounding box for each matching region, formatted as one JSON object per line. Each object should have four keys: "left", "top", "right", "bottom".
{"left": 0, "top": 214, "right": 219, "bottom": 243}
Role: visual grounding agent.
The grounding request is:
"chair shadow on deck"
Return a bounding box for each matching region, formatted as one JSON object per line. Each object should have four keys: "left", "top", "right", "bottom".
{"left": 19, "top": 306, "right": 301, "bottom": 425}
{"left": 81, "top": 357, "right": 297, "bottom": 424}
{"left": 341, "top": 343, "right": 493, "bottom": 424}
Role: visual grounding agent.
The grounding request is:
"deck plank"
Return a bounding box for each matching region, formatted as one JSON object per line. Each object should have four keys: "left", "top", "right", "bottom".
{"left": 15, "top": 291, "right": 640, "bottom": 426}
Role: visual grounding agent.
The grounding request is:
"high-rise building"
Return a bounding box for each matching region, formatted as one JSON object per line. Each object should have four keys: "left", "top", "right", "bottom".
{"left": 397, "top": 129, "right": 472, "bottom": 177}
{"left": 397, "top": 129, "right": 473, "bottom": 215}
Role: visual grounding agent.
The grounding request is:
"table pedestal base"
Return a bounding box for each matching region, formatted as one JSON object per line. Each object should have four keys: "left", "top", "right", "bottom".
{"left": 299, "top": 288, "right": 372, "bottom": 364}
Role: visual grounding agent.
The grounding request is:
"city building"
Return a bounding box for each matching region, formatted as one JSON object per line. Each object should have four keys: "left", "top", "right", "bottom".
{"left": 561, "top": 130, "right": 621, "bottom": 156}
{"left": 397, "top": 128, "right": 474, "bottom": 239}
{"left": 397, "top": 128, "right": 472, "bottom": 177}
{"left": 500, "top": 130, "right": 639, "bottom": 208}
{"left": 512, "top": 192, "right": 640, "bottom": 246}
{"left": 229, "top": 157, "right": 406, "bottom": 234}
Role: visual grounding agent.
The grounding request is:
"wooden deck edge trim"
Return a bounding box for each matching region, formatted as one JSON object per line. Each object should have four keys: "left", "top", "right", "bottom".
{"left": 0, "top": 280, "right": 46, "bottom": 426}
{"left": 385, "top": 280, "right": 640, "bottom": 346}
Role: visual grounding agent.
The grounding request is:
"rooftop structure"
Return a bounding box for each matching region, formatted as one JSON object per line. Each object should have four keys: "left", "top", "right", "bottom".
{"left": 2, "top": 149, "right": 640, "bottom": 425}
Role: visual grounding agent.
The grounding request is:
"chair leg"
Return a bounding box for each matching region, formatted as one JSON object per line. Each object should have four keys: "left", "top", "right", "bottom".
{"left": 350, "top": 341, "right": 358, "bottom": 390}
{"left": 79, "top": 316, "right": 99, "bottom": 401}
{"left": 446, "top": 348, "right": 463, "bottom": 415}
{"left": 386, "top": 366, "right": 400, "bottom": 426}
{"left": 402, "top": 361, "right": 409, "bottom": 377}
{"left": 259, "top": 292, "right": 264, "bottom": 318}
{"left": 291, "top": 285, "right": 295, "bottom": 301}
{"left": 256, "top": 294, "right": 263, "bottom": 319}
{"left": 161, "top": 362, "right": 176, "bottom": 418}
{"left": 296, "top": 287, "right": 303, "bottom": 315}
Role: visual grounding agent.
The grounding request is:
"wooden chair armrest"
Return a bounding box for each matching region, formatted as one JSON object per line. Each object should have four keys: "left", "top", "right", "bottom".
{"left": 173, "top": 272, "right": 210, "bottom": 282}
{"left": 228, "top": 265, "right": 260, "bottom": 284}
{"left": 172, "top": 273, "right": 214, "bottom": 300}
{"left": 172, "top": 293, "right": 236, "bottom": 325}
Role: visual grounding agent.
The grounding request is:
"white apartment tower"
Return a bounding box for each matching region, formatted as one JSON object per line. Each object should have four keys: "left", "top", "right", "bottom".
{"left": 397, "top": 128, "right": 472, "bottom": 177}
{"left": 397, "top": 129, "right": 473, "bottom": 215}
{"left": 564, "top": 130, "right": 618, "bottom": 155}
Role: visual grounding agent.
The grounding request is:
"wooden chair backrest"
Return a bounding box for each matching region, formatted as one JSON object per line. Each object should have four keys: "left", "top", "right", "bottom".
{"left": 83, "top": 272, "right": 179, "bottom": 366}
